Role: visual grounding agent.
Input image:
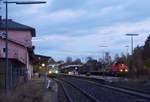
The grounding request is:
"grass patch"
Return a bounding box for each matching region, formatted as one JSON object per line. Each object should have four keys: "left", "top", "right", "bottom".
{"left": 0, "top": 79, "right": 47, "bottom": 102}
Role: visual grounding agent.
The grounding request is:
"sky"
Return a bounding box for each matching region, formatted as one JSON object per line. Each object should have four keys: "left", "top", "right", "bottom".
{"left": 1, "top": 0, "right": 150, "bottom": 61}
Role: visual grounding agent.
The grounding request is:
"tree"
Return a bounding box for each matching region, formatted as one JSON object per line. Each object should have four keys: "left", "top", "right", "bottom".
{"left": 86, "top": 56, "right": 93, "bottom": 62}
{"left": 104, "top": 52, "right": 112, "bottom": 65}
{"left": 133, "top": 46, "right": 144, "bottom": 77}
{"left": 143, "top": 35, "right": 150, "bottom": 68}
{"left": 120, "top": 53, "right": 128, "bottom": 64}
{"left": 85, "top": 57, "right": 99, "bottom": 71}
{"left": 66, "top": 57, "right": 72, "bottom": 63}
{"left": 114, "top": 54, "right": 120, "bottom": 63}
{"left": 74, "top": 58, "right": 82, "bottom": 64}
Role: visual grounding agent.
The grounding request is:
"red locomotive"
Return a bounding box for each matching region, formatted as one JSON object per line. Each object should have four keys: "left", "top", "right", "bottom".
{"left": 106, "top": 62, "right": 128, "bottom": 76}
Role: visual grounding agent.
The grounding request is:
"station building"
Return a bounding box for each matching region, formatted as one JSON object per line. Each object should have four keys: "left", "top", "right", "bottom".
{"left": 0, "top": 17, "right": 35, "bottom": 89}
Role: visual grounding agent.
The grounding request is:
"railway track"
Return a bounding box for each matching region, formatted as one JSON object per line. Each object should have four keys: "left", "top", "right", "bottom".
{"left": 108, "top": 83, "right": 150, "bottom": 95}
{"left": 54, "top": 78, "right": 100, "bottom": 102}
{"left": 57, "top": 76, "right": 150, "bottom": 102}
{"left": 78, "top": 78, "right": 150, "bottom": 100}
{"left": 69, "top": 76, "right": 150, "bottom": 99}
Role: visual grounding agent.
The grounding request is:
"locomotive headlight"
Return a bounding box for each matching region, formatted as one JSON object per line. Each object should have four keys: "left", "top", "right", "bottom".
{"left": 55, "top": 70, "right": 58, "bottom": 74}
{"left": 49, "top": 71, "right": 52, "bottom": 74}
{"left": 125, "top": 69, "right": 128, "bottom": 72}
{"left": 120, "top": 69, "right": 123, "bottom": 72}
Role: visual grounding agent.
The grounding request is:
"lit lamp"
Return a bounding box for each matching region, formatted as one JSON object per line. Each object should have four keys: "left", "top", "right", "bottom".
{"left": 75, "top": 67, "right": 78, "bottom": 70}
{"left": 41, "top": 63, "right": 45, "bottom": 67}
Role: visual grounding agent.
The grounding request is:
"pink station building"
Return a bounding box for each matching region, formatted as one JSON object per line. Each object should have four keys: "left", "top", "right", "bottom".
{"left": 0, "top": 17, "right": 36, "bottom": 89}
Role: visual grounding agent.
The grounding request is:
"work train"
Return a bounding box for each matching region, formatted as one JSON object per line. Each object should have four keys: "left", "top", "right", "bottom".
{"left": 105, "top": 63, "right": 128, "bottom": 76}
{"left": 80, "top": 62, "right": 128, "bottom": 76}
{"left": 47, "top": 64, "right": 59, "bottom": 77}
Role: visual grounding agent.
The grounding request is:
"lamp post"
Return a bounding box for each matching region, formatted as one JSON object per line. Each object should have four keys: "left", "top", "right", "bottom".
{"left": 3, "top": 0, "right": 46, "bottom": 92}
{"left": 126, "top": 34, "right": 139, "bottom": 55}
{"left": 125, "top": 34, "right": 139, "bottom": 75}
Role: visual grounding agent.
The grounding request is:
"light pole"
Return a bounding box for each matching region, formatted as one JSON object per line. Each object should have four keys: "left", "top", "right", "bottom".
{"left": 3, "top": 0, "right": 46, "bottom": 92}
{"left": 126, "top": 34, "right": 139, "bottom": 74}
{"left": 125, "top": 45, "right": 129, "bottom": 65}
{"left": 126, "top": 34, "right": 139, "bottom": 55}
{"left": 125, "top": 45, "right": 129, "bottom": 55}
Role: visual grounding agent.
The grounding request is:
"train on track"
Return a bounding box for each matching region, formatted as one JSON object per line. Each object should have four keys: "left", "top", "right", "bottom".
{"left": 59, "top": 62, "right": 128, "bottom": 76}
{"left": 47, "top": 64, "right": 59, "bottom": 77}
{"left": 105, "top": 62, "right": 128, "bottom": 76}
{"left": 82, "top": 62, "right": 129, "bottom": 76}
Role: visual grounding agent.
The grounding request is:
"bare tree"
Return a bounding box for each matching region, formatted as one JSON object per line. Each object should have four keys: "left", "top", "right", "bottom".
{"left": 66, "top": 56, "right": 73, "bottom": 63}
{"left": 74, "top": 58, "right": 82, "bottom": 64}
{"left": 104, "top": 52, "right": 112, "bottom": 66}
{"left": 133, "top": 46, "right": 144, "bottom": 77}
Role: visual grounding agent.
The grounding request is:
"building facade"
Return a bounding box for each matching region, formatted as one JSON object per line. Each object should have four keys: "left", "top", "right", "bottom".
{"left": 0, "top": 18, "right": 35, "bottom": 89}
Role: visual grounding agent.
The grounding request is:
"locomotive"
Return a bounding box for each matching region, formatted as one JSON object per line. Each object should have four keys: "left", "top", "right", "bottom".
{"left": 47, "top": 64, "right": 59, "bottom": 77}
{"left": 106, "top": 62, "right": 128, "bottom": 76}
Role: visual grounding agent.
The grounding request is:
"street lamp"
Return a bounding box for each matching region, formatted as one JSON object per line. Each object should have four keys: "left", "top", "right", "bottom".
{"left": 125, "top": 34, "right": 139, "bottom": 74}
{"left": 3, "top": 0, "right": 46, "bottom": 92}
{"left": 3, "top": 1, "right": 46, "bottom": 4}
{"left": 126, "top": 34, "right": 139, "bottom": 55}
{"left": 41, "top": 63, "right": 45, "bottom": 67}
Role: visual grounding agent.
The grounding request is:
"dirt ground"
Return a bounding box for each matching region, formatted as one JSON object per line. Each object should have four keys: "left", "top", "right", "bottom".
{"left": 0, "top": 77, "right": 57, "bottom": 102}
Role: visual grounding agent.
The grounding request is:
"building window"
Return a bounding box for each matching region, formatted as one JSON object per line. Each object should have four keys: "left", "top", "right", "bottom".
{"left": 3, "top": 48, "right": 6, "bottom": 53}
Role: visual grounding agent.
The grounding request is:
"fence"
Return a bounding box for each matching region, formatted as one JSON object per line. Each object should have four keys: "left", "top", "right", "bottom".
{"left": 0, "top": 59, "right": 24, "bottom": 90}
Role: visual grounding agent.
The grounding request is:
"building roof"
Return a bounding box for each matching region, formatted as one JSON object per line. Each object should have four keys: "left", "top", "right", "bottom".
{"left": 33, "top": 54, "right": 56, "bottom": 65}
{"left": 35, "top": 54, "right": 52, "bottom": 59}
{"left": 0, "top": 19, "right": 36, "bottom": 37}
{"left": 64, "top": 64, "right": 82, "bottom": 69}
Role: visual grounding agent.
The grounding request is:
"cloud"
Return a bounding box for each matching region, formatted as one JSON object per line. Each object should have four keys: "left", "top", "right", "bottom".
{"left": 5, "top": 0, "right": 150, "bottom": 60}
{"left": 33, "top": 18, "right": 150, "bottom": 60}
{"left": 37, "top": 9, "right": 85, "bottom": 24}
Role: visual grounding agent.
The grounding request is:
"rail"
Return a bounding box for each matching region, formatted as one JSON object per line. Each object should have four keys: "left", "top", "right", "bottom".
{"left": 58, "top": 75, "right": 150, "bottom": 100}
{"left": 54, "top": 78, "right": 100, "bottom": 102}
